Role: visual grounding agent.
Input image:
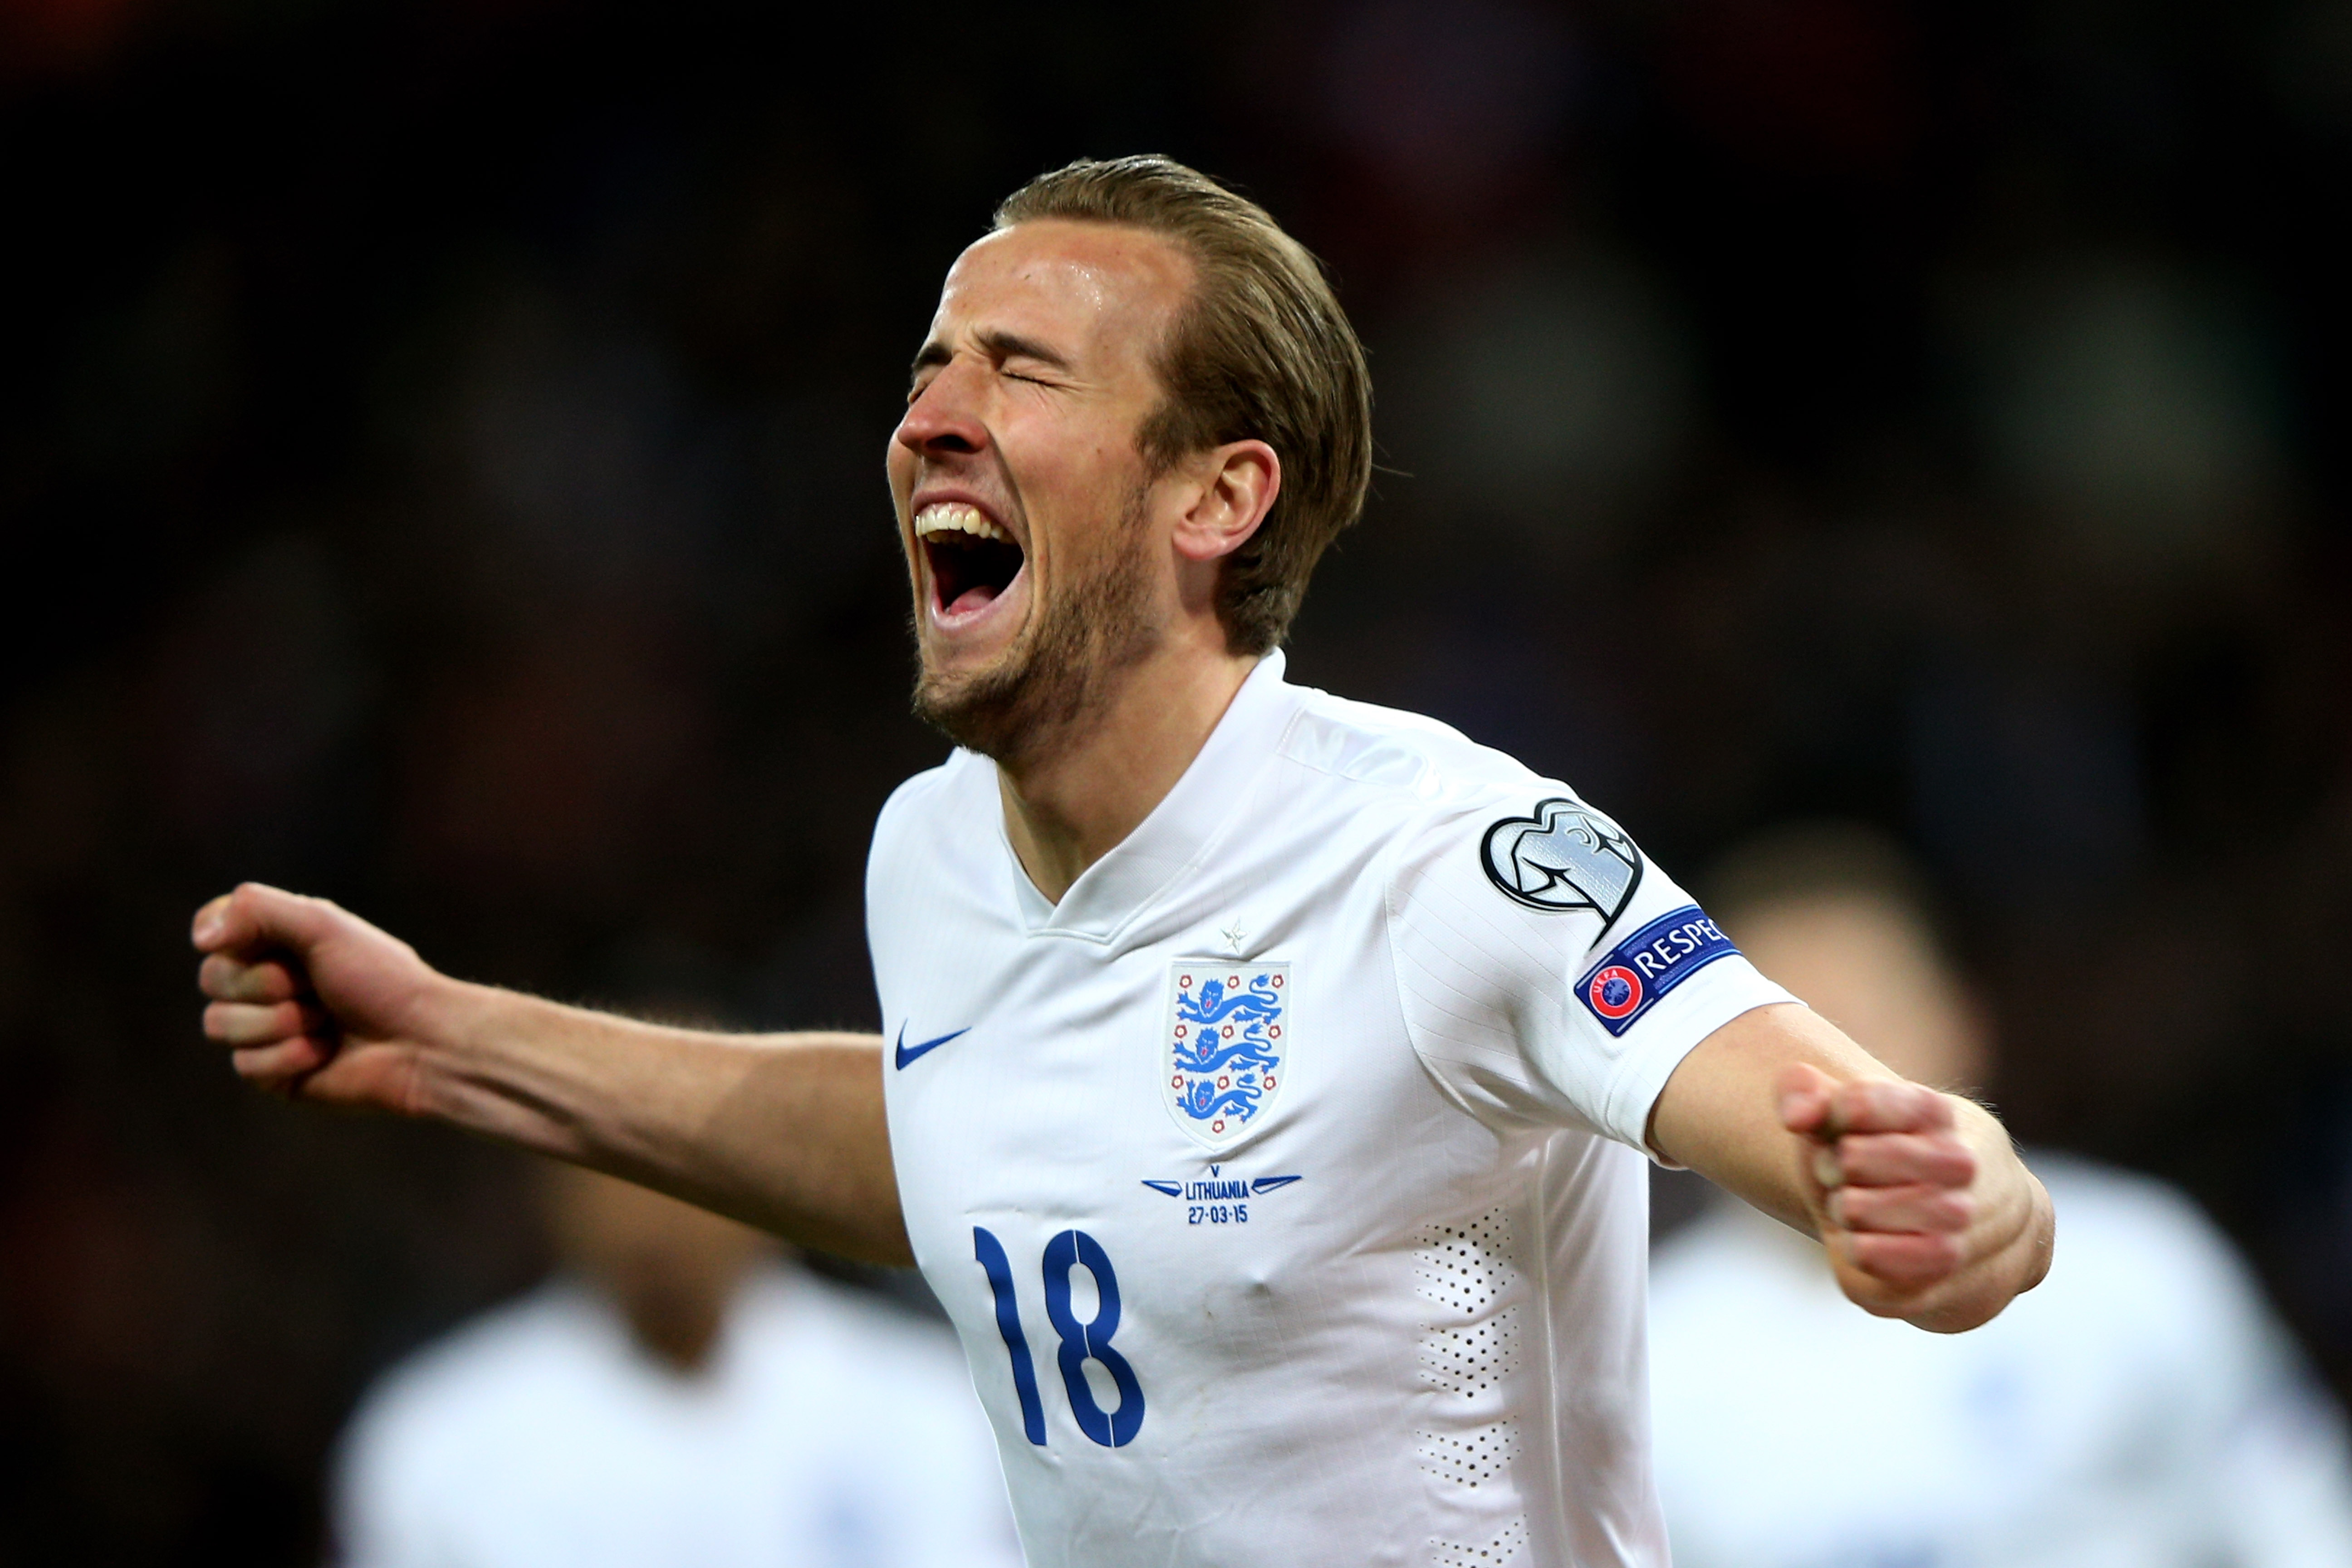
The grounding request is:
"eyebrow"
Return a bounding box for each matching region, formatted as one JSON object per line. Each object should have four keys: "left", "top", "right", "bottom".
{"left": 909, "top": 328, "right": 1075, "bottom": 379}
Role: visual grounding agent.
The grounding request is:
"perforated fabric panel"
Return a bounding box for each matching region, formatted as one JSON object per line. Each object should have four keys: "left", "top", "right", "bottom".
{"left": 1413, "top": 1209, "right": 1523, "bottom": 1398}
{"left": 1413, "top": 1209, "right": 1530, "bottom": 1558}
{"left": 1415, "top": 1422, "right": 1521, "bottom": 1488}
{"left": 1429, "top": 1518, "right": 1529, "bottom": 1567}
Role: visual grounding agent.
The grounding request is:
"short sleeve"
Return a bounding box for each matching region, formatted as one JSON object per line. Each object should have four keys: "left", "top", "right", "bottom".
{"left": 1385, "top": 786, "right": 1794, "bottom": 1154}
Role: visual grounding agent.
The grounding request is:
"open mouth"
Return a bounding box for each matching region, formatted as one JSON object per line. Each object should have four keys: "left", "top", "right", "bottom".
{"left": 916, "top": 501, "right": 1025, "bottom": 617}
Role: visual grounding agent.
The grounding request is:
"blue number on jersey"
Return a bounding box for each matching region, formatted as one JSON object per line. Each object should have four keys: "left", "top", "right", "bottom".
{"left": 1043, "top": 1229, "right": 1146, "bottom": 1446}
{"left": 971, "top": 1225, "right": 1048, "bottom": 1445}
{"left": 973, "top": 1226, "right": 1147, "bottom": 1448}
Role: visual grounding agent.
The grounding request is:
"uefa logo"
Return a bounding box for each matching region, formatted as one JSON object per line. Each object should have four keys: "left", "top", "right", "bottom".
{"left": 1586, "top": 964, "right": 1643, "bottom": 1022}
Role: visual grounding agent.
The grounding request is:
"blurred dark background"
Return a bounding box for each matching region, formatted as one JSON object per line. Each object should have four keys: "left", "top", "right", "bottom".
{"left": 4, "top": 0, "right": 2351, "bottom": 1559}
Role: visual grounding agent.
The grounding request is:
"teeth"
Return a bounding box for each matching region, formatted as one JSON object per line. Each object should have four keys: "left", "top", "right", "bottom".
{"left": 914, "top": 502, "right": 1013, "bottom": 544}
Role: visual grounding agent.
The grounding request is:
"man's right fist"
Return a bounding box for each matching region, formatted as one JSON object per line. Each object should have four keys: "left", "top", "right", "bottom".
{"left": 194, "top": 883, "right": 443, "bottom": 1113}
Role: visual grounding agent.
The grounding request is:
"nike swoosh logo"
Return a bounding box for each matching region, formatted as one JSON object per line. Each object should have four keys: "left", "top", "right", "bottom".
{"left": 894, "top": 1023, "right": 970, "bottom": 1070}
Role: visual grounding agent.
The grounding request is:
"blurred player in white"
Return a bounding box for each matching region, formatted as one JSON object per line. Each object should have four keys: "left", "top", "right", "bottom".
{"left": 193, "top": 158, "right": 2054, "bottom": 1568}
{"left": 336, "top": 1163, "right": 1022, "bottom": 1568}
{"left": 1650, "top": 823, "right": 2352, "bottom": 1568}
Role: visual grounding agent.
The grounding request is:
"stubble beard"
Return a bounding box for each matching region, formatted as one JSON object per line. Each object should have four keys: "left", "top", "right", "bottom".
{"left": 911, "top": 486, "right": 1161, "bottom": 768}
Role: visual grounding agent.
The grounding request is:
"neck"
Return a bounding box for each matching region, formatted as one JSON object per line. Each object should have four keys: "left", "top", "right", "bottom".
{"left": 999, "top": 640, "right": 1259, "bottom": 903}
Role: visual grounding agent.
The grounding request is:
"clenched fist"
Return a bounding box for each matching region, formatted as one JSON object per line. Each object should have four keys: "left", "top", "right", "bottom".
{"left": 193, "top": 882, "right": 448, "bottom": 1114}
{"left": 1778, "top": 1062, "right": 2045, "bottom": 1332}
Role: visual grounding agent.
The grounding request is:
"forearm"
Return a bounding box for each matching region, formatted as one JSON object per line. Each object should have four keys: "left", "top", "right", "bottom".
{"left": 1654, "top": 1002, "right": 2052, "bottom": 1332}
{"left": 1651, "top": 1003, "right": 1888, "bottom": 1232}
{"left": 413, "top": 980, "right": 910, "bottom": 1264}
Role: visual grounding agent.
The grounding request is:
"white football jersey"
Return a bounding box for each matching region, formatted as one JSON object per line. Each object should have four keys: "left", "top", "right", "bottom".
{"left": 869, "top": 653, "right": 1792, "bottom": 1568}
{"left": 333, "top": 1266, "right": 1023, "bottom": 1568}
{"left": 1649, "top": 1156, "right": 2352, "bottom": 1568}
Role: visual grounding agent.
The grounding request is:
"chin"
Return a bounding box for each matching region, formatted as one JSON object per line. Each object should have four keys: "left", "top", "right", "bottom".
{"left": 907, "top": 508, "right": 1162, "bottom": 763}
{"left": 913, "top": 647, "right": 1059, "bottom": 763}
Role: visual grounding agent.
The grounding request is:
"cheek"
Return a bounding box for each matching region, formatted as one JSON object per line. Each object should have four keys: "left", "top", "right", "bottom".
{"left": 1023, "top": 450, "right": 1146, "bottom": 555}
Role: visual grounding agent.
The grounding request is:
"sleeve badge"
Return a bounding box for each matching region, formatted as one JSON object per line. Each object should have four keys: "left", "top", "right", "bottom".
{"left": 1479, "top": 795, "right": 1644, "bottom": 925}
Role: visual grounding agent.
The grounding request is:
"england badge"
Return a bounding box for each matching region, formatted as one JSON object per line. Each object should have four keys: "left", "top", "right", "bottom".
{"left": 1162, "top": 960, "right": 1289, "bottom": 1150}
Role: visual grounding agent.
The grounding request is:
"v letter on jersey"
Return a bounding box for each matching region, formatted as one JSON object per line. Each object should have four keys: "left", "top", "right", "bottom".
{"left": 1479, "top": 796, "right": 1644, "bottom": 925}
{"left": 1162, "top": 961, "right": 1288, "bottom": 1150}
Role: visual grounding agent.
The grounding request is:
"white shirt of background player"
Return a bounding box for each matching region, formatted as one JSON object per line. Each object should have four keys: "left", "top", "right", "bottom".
{"left": 1648, "top": 854, "right": 2352, "bottom": 1568}
{"left": 336, "top": 1168, "right": 1020, "bottom": 1568}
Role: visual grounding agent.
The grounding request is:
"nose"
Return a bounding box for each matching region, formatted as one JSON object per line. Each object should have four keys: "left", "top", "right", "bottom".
{"left": 894, "top": 358, "right": 989, "bottom": 461}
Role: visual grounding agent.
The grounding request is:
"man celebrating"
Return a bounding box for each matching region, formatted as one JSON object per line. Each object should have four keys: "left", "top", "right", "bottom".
{"left": 195, "top": 157, "right": 2052, "bottom": 1568}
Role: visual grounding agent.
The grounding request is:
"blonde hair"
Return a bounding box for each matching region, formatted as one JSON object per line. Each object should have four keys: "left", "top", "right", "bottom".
{"left": 995, "top": 157, "right": 1373, "bottom": 655}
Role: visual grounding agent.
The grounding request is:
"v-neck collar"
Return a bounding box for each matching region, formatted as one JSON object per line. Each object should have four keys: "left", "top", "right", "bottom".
{"left": 996, "top": 651, "right": 1302, "bottom": 942}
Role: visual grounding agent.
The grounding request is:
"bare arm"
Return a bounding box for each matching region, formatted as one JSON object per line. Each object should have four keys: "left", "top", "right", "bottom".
{"left": 1649, "top": 1001, "right": 2053, "bottom": 1333}
{"left": 194, "top": 883, "right": 910, "bottom": 1265}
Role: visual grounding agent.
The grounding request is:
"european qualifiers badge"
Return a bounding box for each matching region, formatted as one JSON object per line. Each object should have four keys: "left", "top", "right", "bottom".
{"left": 1162, "top": 960, "right": 1288, "bottom": 1151}
{"left": 1480, "top": 796, "right": 1644, "bottom": 926}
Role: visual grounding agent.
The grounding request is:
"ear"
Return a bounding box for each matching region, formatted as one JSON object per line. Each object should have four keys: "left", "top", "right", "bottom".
{"left": 1169, "top": 440, "right": 1281, "bottom": 565}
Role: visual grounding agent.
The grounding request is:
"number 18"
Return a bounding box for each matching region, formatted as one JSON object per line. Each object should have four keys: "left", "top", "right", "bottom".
{"left": 972, "top": 1226, "right": 1146, "bottom": 1448}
